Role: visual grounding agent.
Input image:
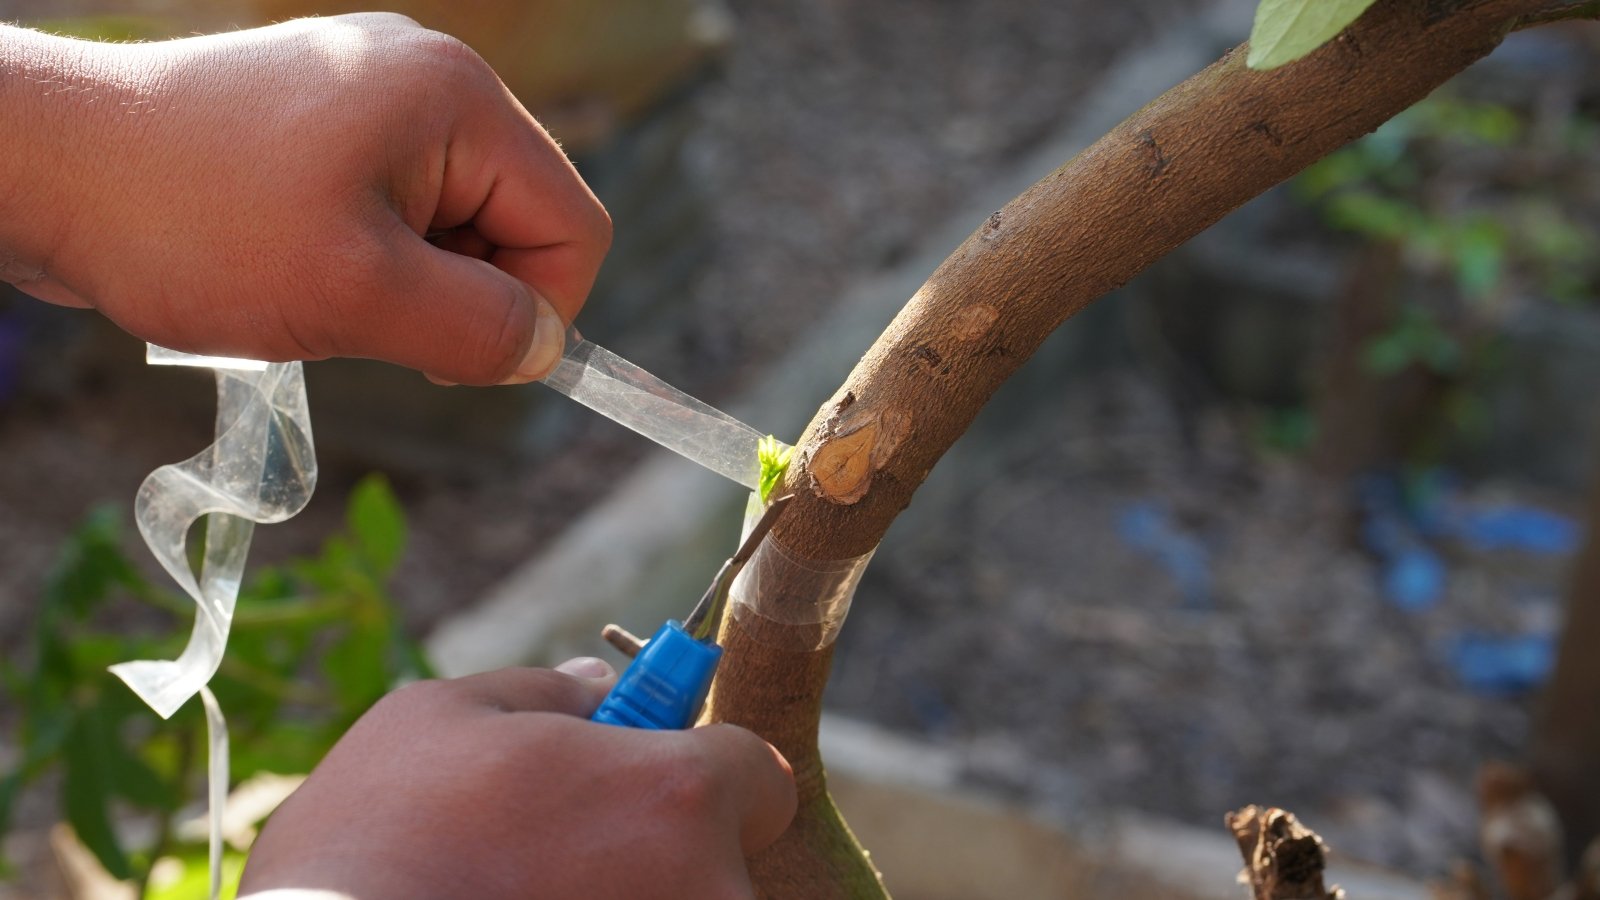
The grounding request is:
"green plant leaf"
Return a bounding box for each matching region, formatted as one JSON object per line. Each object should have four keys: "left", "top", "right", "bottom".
{"left": 321, "top": 622, "right": 391, "bottom": 710}
{"left": 45, "top": 507, "right": 143, "bottom": 618}
{"left": 1247, "top": 0, "right": 1379, "bottom": 70}
{"left": 61, "top": 712, "right": 134, "bottom": 880}
{"left": 346, "top": 475, "right": 406, "bottom": 577}
{"left": 101, "top": 712, "right": 179, "bottom": 811}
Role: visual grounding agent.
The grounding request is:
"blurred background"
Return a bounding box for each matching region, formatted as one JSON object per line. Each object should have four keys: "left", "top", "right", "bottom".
{"left": 1, "top": 0, "right": 1598, "bottom": 897}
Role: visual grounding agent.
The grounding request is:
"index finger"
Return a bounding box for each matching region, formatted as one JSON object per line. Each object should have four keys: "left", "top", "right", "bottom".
{"left": 686, "top": 724, "right": 799, "bottom": 854}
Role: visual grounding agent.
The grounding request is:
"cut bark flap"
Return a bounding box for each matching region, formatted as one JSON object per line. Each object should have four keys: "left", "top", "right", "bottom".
{"left": 807, "top": 408, "right": 912, "bottom": 505}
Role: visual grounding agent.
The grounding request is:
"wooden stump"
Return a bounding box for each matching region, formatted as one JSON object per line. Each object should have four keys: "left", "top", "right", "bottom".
{"left": 1226, "top": 805, "right": 1343, "bottom": 900}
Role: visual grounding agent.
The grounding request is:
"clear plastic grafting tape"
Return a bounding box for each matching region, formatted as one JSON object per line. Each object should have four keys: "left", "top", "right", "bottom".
{"left": 541, "top": 330, "right": 768, "bottom": 491}
{"left": 110, "top": 345, "right": 315, "bottom": 900}
{"left": 110, "top": 347, "right": 317, "bottom": 715}
{"left": 728, "top": 499, "right": 875, "bottom": 653}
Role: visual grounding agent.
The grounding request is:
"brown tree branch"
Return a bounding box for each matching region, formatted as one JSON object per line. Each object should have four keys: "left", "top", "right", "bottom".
{"left": 705, "top": 0, "right": 1595, "bottom": 895}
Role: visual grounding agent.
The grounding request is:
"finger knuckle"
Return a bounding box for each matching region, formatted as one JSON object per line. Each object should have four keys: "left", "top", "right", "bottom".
{"left": 338, "top": 11, "right": 424, "bottom": 32}
{"left": 405, "top": 29, "right": 492, "bottom": 84}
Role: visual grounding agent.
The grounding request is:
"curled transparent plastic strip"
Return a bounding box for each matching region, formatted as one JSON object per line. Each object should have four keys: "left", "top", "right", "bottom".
{"left": 109, "top": 347, "right": 317, "bottom": 717}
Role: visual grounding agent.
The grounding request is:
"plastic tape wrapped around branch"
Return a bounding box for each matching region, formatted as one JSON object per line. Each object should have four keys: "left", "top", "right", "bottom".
{"left": 728, "top": 533, "right": 874, "bottom": 653}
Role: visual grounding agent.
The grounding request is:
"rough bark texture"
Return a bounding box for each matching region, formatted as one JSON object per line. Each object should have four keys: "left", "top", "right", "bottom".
{"left": 1533, "top": 456, "right": 1600, "bottom": 871}
{"left": 1226, "top": 805, "right": 1344, "bottom": 900}
{"left": 705, "top": 1, "right": 1595, "bottom": 896}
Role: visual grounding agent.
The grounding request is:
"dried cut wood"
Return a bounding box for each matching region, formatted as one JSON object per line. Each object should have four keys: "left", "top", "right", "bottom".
{"left": 1226, "top": 805, "right": 1343, "bottom": 900}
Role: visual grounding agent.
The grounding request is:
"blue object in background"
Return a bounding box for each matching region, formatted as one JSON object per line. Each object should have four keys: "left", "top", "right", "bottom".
{"left": 1445, "top": 631, "right": 1556, "bottom": 695}
{"left": 1381, "top": 546, "right": 1448, "bottom": 612}
{"left": 1357, "top": 473, "right": 1448, "bottom": 611}
{"left": 1355, "top": 469, "right": 1582, "bottom": 613}
{"left": 591, "top": 620, "right": 722, "bottom": 730}
{"left": 1446, "top": 506, "right": 1581, "bottom": 555}
{"left": 1116, "top": 501, "right": 1212, "bottom": 609}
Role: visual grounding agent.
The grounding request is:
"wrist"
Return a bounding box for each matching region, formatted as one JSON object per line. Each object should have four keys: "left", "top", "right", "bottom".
{"left": 0, "top": 26, "right": 162, "bottom": 293}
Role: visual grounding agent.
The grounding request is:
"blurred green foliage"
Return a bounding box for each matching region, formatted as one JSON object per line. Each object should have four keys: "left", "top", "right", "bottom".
{"left": 1300, "top": 94, "right": 1599, "bottom": 330}
{"left": 1253, "top": 405, "right": 1318, "bottom": 454}
{"left": 1293, "top": 90, "right": 1598, "bottom": 453}
{"left": 0, "top": 475, "right": 429, "bottom": 896}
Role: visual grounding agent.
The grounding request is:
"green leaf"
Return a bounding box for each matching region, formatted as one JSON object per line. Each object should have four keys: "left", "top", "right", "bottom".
{"left": 321, "top": 622, "right": 391, "bottom": 710}
{"left": 295, "top": 536, "right": 358, "bottom": 593}
{"left": 1247, "top": 0, "right": 1380, "bottom": 70}
{"left": 346, "top": 474, "right": 406, "bottom": 577}
{"left": 44, "top": 507, "right": 143, "bottom": 619}
{"left": 61, "top": 712, "right": 134, "bottom": 880}
{"left": 101, "top": 713, "right": 179, "bottom": 811}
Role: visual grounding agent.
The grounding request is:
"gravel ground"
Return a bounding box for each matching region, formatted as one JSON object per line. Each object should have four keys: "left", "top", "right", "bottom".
{"left": 826, "top": 371, "right": 1576, "bottom": 876}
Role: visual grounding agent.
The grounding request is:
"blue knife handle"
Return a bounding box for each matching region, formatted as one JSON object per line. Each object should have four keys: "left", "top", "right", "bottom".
{"left": 591, "top": 621, "right": 722, "bottom": 730}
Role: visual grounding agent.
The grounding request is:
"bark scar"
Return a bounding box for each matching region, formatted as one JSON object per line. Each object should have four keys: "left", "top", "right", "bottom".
{"left": 807, "top": 407, "right": 913, "bottom": 505}
{"left": 952, "top": 305, "right": 998, "bottom": 341}
{"left": 1250, "top": 120, "right": 1284, "bottom": 147}
{"left": 982, "top": 211, "right": 1004, "bottom": 239}
{"left": 1137, "top": 130, "right": 1169, "bottom": 177}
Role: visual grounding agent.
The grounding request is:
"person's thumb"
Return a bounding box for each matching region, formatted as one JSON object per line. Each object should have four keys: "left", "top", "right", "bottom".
{"left": 450, "top": 660, "right": 618, "bottom": 716}
{"left": 340, "top": 236, "right": 567, "bottom": 385}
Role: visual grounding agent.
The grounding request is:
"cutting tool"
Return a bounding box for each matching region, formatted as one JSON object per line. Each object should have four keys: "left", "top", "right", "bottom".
{"left": 591, "top": 494, "right": 793, "bottom": 729}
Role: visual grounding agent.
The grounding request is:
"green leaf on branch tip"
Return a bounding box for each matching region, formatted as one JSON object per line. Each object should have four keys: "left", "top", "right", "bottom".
{"left": 1247, "top": 0, "right": 1379, "bottom": 70}
{"left": 756, "top": 436, "right": 794, "bottom": 506}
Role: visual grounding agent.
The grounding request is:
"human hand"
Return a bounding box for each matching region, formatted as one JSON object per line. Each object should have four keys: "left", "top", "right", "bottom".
{"left": 237, "top": 659, "right": 796, "bottom": 900}
{"left": 0, "top": 14, "right": 609, "bottom": 384}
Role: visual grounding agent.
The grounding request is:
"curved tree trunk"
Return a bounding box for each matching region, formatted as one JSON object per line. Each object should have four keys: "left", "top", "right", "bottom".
{"left": 705, "top": 1, "right": 1597, "bottom": 895}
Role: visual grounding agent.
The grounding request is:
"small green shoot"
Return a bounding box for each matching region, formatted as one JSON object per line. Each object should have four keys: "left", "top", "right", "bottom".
{"left": 757, "top": 435, "right": 794, "bottom": 506}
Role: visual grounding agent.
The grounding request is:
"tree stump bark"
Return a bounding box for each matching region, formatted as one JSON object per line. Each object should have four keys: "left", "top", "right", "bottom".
{"left": 1226, "top": 805, "right": 1343, "bottom": 900}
